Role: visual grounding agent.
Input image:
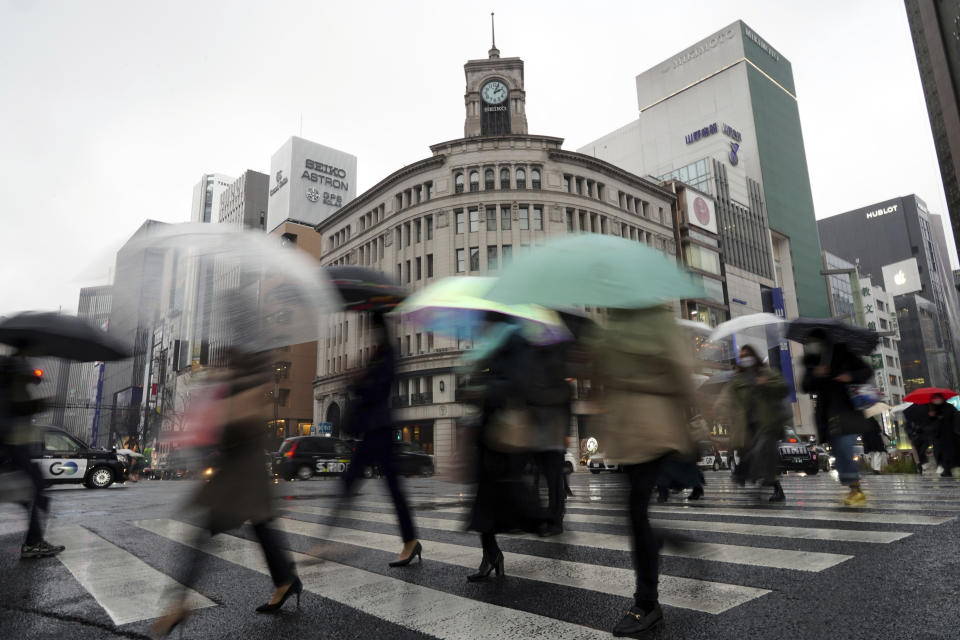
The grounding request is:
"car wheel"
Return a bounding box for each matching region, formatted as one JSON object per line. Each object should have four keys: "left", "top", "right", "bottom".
{"left": 420, "top": 465, "right": 433, "bottom": 477}
{"left": 363, "top": 466, "right": 375, "bottom": 479}
{"left": 712, "top": 461, "right": 720, "bottom": 471}
{"left": 296, "top": 465, "right": 313, "bottom": 481}
{"left": 86, "top": 466, "right": 114, "bottom": 489}
{"left": 563, "top": 461, "right": 574, "bottom": 475}
{"left": 590, "top": 469, "right": 601, "bottom": 475}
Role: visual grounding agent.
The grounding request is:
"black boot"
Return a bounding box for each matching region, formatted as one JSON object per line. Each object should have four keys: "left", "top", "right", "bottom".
{"left": 688, "top": 486, "right": 704, "bottom": 500}
{"left": 769, "top": 482, "right": 785, "bottom": 503}
{"left": 467, "top": 552, "right": 504, "bottom": 582}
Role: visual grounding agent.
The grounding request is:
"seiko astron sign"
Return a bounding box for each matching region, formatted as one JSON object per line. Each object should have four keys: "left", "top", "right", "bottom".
{"left": 266, "top": 137, "right": 357, "bottom": 232}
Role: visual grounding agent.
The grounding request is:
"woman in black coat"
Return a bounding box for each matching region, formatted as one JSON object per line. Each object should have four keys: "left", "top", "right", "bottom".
{"left": 922, "top": 394, "right": 960, "bottom": 477}
{"left": 800, "top": 333, "right": 873, "bottom": 505}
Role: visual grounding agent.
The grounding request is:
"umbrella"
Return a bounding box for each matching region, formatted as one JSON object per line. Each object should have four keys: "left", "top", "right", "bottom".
{"left": 864, "top": 402, "right": 892, "bottom": 419}
{"left": 696, "top": 369, "right": 735, "bottom": 390}
{"left": 325, "top": 266, "right": 407, "bottom": 312}
{"left": 785, "top": 317, "right": 879, "bottom": 356}
{"left": 392, "top": 276, "right": 570, "bottom": 345}
{"left": 677, "top": 319, "right": 712, "bottom": 335}
{"left": 123, "top": 224, "right": 339, "bottom": 352}
{"left": 484, "top": 234, "right": 704, "bottom": 308}
{"left": 708, "top": 313, "right": 784, "bottom": 343}
{"left": 890, "top": 402, "right": 914, "bottom": 414}
{"left": 0, "top": 312, "right": 131, "bottom": 361}
{"left": 903, "top": 387, "right": 958, "bottom": 404}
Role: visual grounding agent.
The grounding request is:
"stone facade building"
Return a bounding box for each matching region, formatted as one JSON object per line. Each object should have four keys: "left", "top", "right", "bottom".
{"left": 313, "top": 46, "right": 680, "bottom": 470}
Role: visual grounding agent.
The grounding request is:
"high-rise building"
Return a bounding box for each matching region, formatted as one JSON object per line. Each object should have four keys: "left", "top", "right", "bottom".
{"left": 905, "top": 0, "right": 960, "bottom": 253}
{"left": 190, "top": 173, "right": 233, "bottom": 224}
{"left": 265, "top": 137, "right": 357, "bottom": 233}
{"left": 59, "top": 286, "right": 113, "bottom": 442}
{"left": 818, "top": 194, "right": 960, "bottom": 391}
{"left": 219, "top": 170, "right": 269, "bottom": 231}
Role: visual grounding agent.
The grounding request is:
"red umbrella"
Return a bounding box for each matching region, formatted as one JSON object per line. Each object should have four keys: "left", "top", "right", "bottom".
{"left": 903, "top": 387, "right": 958, "bottom": 404}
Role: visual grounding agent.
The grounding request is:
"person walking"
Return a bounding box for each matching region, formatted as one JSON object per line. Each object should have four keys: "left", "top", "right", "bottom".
{"left": 716, "top": 345, "right": 789, "bottom": 503}
{"left": 151, "top": 350, "right": 300, "bottom": 638}
{"left": 861, "top": 417, "right": 889, "bottom": 475}
{"left": 0, "top": 355, "right": 65, "bottom": 560}
{"left": 922, "top": 394, "right": 960, "bottom": 477}
{"left": 590, "top": 306, "right": 697, "bottom": 637}
{"left": 801, "top": 332, "right": 874, "bottom": 506}
{"left": 333, "top": 311, "right": 422, "bottom": 567}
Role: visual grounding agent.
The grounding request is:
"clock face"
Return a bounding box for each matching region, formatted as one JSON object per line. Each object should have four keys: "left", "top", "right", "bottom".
{"left": 481, "top": 80, "right": 508, "bottom": 105}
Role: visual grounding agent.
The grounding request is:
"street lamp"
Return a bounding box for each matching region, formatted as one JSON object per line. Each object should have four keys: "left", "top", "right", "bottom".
{"left": 273, "top": 361, "right": 291, "bottom": 439}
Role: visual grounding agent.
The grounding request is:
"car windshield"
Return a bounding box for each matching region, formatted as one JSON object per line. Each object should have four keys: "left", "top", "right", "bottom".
{"left": 278, "top": 439, "right": 297, "bottom": 454}
{"left": 698, "top": 443, "right": 715, "bottom": 456}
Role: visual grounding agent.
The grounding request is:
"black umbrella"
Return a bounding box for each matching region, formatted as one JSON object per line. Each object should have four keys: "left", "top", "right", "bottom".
{"left": 0, "top": 312, "right": 131, "bottom": 361}
{"left": 785, "top": 317, "right": 879, "bottom": 356}
{"left": 325, "top": 266, "right": 407, "bottom": 312}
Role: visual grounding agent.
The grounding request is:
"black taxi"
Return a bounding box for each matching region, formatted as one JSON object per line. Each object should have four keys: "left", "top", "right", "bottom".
{"left": 31, "top": 426, "right": 129, "bottom": 489}
{"left": 777, "top": 431, "right": 821, "bottom": 475}
{"left": 272, "top": 436, "right": 354, "bottom": 481}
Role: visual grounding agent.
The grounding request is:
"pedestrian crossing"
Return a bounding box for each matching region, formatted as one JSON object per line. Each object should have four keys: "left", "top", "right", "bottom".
{"left": 2, "top": 473, "right": 958, "bottom": 637}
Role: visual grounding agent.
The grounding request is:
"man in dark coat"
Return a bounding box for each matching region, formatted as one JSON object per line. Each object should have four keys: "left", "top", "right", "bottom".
{"left": 800, "top": 334, "right": 873, "bottom": 505}
{"left": 922, "top": 394, "right": 960, "bottom": 477}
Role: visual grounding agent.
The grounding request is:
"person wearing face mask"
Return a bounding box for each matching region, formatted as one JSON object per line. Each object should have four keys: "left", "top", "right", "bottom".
{"left": 922, "top": 394, "right": 959, "bottom": 477}
{"left": 801, "top": 332, "right": 874, "bottom": 506}
{"left": 716, "top": 345, "right": 789, "bottom": 502}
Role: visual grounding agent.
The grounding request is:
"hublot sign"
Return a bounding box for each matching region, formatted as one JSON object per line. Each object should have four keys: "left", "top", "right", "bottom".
{"left": 865, "top": 204, "right": 898, "bottom": 219}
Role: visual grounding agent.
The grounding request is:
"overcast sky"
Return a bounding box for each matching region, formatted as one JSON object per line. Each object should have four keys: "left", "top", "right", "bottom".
{"left": 1, "top": 0, "right": 954, "bottom": 316}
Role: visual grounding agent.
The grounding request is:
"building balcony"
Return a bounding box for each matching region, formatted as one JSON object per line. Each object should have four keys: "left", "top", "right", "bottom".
{"left": 410, "top": 392, "right": 433, "bottom": 406}
{"left": 392, "top": 396, "right": 410, "bottom": 408}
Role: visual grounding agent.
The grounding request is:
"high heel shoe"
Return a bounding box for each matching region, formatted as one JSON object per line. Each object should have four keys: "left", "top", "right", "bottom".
{"left": 389, "top": 541, "right": 422, "bottom": 567}
{"left": 149, "top": 608, "right": 188, "bottom": 639}
{"left": 467, "top": 551, "right": 504, "bottom": 582}
{"left": 255, "top": 577, "right": 302, "bottom": 614}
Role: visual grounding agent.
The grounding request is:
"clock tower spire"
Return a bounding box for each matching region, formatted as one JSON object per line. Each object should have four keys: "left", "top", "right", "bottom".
{"left": 463, "top": 26, "right": 527, "bottom": 138}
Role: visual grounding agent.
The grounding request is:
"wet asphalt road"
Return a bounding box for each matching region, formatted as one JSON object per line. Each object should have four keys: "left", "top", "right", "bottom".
{"left": 1, "top": 469, "right": 958, "bottom": 639}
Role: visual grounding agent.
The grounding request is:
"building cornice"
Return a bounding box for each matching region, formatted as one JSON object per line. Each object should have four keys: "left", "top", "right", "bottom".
{"left": 547, "top": 150, "right": 677, "bottom": 200}
{"left": 315, "top": 155, "right": 447, "bottom": 233}
{"left": 429, "top": 134, "right": 565, "bottom": 155}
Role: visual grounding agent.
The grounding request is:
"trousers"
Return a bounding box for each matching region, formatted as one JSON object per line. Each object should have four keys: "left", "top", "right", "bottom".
{"left": 8, "top": 445, "right": 48, "bottom": 546}
{"left": 623, "top": 458, "right": 663, "bottom": 609}
{"left": 342, "top": 430, "right": 417, "bottom": 542}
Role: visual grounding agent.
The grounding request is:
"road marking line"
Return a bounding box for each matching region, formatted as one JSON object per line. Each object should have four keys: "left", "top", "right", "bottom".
{"left": 133, "top": 519, "right": 613, "bottom": 639}
{"left": 283, "top": 506, "right": 851, "bottom": 572}
{"left": 269, "top": 516, "right": 770, "bottom": 615}
{"left": 47, "top": 525, "right": 214, "bottom": 625}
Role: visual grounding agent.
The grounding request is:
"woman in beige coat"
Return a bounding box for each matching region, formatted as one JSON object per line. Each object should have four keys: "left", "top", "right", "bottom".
{"left": 590, "top": 306, "right": 696, "bottom": 638}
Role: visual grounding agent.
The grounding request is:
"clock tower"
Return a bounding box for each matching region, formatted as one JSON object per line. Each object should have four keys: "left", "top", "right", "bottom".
{"left": 464, "top": 26, "right": 527, "bottom": 137}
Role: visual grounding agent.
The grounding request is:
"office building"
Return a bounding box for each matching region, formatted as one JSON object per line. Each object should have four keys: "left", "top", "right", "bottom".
{"left": 219, "top": 170, "right": 269, "bottom": 231}
{"left": 818, "top": 194, "right": 960, "bottom": 391}
{"left": 312, "top": 44, "right": 681, "bottom": 467}
{"left": 905, "top": 0, "right": 960, "bottom": 252}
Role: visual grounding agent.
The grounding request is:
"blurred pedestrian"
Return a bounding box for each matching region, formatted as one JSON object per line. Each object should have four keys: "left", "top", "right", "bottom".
{"left": 922, "top": 394, "right": 960, "bottom": 477}
{"left": 716, "top": 345, "right": 789, "bottom": 503}
{"left": 801, "top": 332, "right": 873, "bottom": 506}
{"left": 0, "top": 354, "right": 64, "bottom": 559}
{"left": 903, "top": 404, "right": 930, "bottom": 474}
{"left": 331, "top": 311, "right": 422, "bottom": 567}
{"left": 464, "top": 313, "right": 551, "bottom": 582}
{"left": 151, "top": 349, "right": 300, "bottom": 638}
{"left": 590, "top": 307, "right": 697, "bottom": 637}
{"left": 861, "top": 417, "right": 889, "bottom": 475}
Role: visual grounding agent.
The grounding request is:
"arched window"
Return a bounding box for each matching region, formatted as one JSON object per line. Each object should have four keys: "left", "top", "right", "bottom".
{"left": 531, "top": 168, "right": 541, "bottom": 189}
{"left": 469, "top": 171, "right": 480, "bottom": 192}
{"left": 500, "top": 167, "right": 510, "bottom": 189}
{"left": 455, "top": 172, "right": 464, "bottom": 194}
{"left": 485, "top": 169, "right": 495, "bottom": 190}
{"left": 515, "top": 167, "right": 526, "bottom": 189}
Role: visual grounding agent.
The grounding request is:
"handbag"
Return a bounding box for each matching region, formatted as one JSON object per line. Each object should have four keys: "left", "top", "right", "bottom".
{"left": 828, "top": 409, "right": 872, "bottom": 437}
{"left": 846, "top": 384, "right": 884, "bottom": 411}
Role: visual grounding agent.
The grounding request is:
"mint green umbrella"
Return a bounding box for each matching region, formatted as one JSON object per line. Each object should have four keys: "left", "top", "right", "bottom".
{"left": 486, "top": 234, "right": 704, "bottom": 308}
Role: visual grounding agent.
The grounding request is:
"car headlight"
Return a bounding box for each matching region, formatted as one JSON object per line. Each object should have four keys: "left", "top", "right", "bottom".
{"left": 586, "top": 437, "right": 599, "bottom": 455}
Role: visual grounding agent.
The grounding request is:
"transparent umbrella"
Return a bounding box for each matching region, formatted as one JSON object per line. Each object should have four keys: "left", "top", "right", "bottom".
{"left": 121, "top": 223, "right": 339, "bottom": 353}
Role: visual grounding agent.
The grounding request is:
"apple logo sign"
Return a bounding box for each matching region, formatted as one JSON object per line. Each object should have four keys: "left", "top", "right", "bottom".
{"left": 693, "top": 197, "right": 711, "bottom": 226}
{"left": 894, "top": 270, "right": 907, "bottom": 286}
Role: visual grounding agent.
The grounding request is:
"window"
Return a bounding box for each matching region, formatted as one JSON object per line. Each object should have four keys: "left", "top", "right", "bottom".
{"left": 470, "top": 246, "right": 480, "bottom": 271}
{"left": 44, "top": 432, "right": 79, "bottom": 453}
{"left": 396, "top": 193, "right": 403, "bottom": 210}
{"left": 500, "top": 167, "right": 510, "bottom": 189}
{"left": 456, "top": 210, "right": 466, "bottom": 234}
{"left": 486, "top": 206, "right": 497, "bottom": 231}
{"left": 501, "top": 206, "right": 511, "bottom": 230}
{"left": 455, "top": 173, "right": 464, "bottom": 194}
{"left": 502, "top": 244, "right": 513, "bottom": 265}
{"left": 405, "top": 260, "right": 411, "bottom": 283}
{"left": 404, "top": 222, "right": 411, "bottom": 247}
{"left": 396, "top": 263, "right": 402, "bottom": 282}
{"left": 456, "top": 249, "right": 466, "bottom": 272}
{"left": 416, "top": 333, "right": 422, "bottom": 354}
{"left": 485, "top": 169, "right": 495, "bottom": 190}
{"left": 427, "top": 254, "right": 434, "bottom": 277}
{"left": 880, "top": 318, "right": 889, "bottom": 330}
{"left": 533, "top": 206, "right": 543, "bottom": 230}
{"left": 658, "top": 206, "right": 664, "bottom": 223}
{"left": 531, "top": 168, "right": 541, "bottom": 189}
{"left": 426, "top": 215, "right": 433, "bottom": 240}
{"left": 424, "top": 182, "right": 432, "bottom": 200}
{"left": 469, "top": 171, "right": 479, "bottom": 192}
{"left": 886, "top": 355, "right": 895, "bottom": 367}
{"left": 596, "top": 183, "right": 604, "bottom": 200}
{"left": 469, "top": 208, "right": 480, "bottom": 232}
{"left": 427, "top": 332, "right": 434, "bottom": 351}
{"left": 487, "top": 245, "right": 498, "bottom": 270}
{"left": 516, "top": 167, "right": 526, "bottom": 189}
{"left": 518, "top": 205, "right": 529, "bottom": 230}
{"left": 576, "top": 178, "right": 583, "bottom": 195}
{"left": 415, "top": 219, "right": 422, "bottom": 243}
{"left": 684, "top": 245, "right": 722, "bottom": 275}
{"left": 563, "top": 175, "right": 571, "bottom": 192}
{"left": 405, "top": 335, "right": 411, "bottom": 356}
{"left": 567, "top": 209, "right": 575, "bottom": 232}
{"left": 416, "top": 257, "right": 422, "bottom": 280}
